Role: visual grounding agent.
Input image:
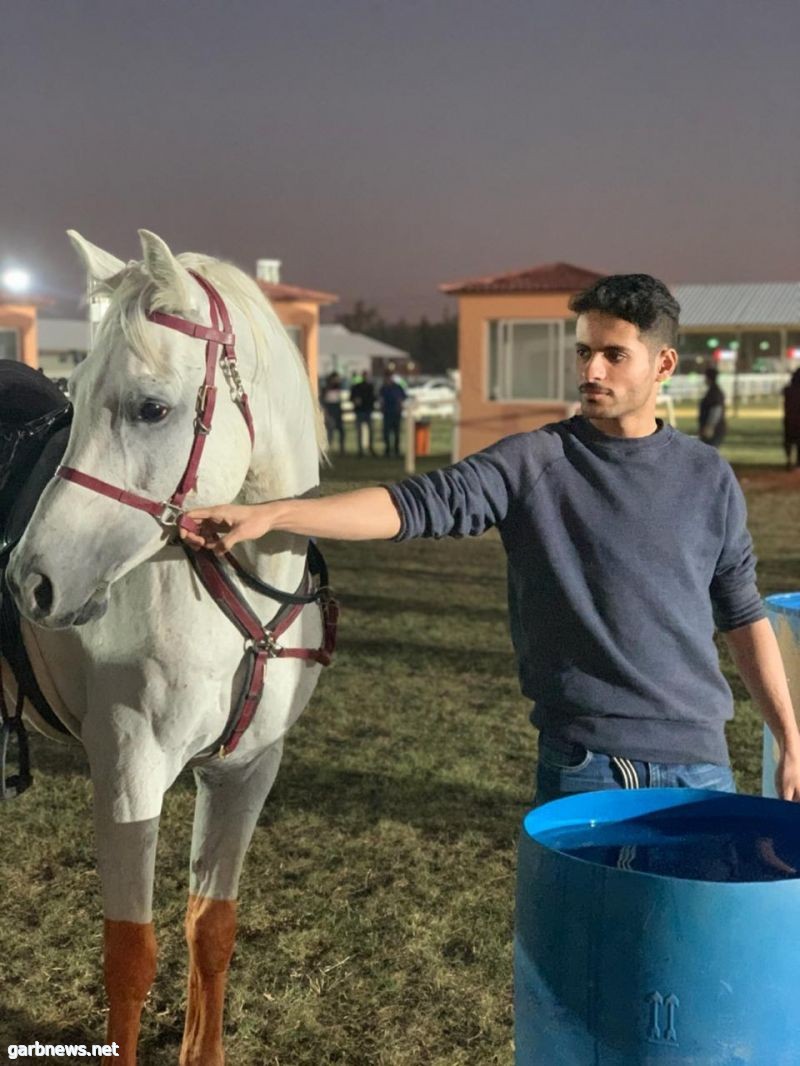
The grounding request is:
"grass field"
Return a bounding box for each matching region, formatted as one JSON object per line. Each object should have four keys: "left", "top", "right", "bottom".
{"left": 1, "top": 408, "right": 799, "bottom": 1064}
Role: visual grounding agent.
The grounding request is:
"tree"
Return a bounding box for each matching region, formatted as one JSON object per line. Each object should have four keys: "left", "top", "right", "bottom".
{"left": 336, "top": 300, "right": 383, "bottom": 336}
{"left": 335, "top": 303, "right": 457, "bottom": 375}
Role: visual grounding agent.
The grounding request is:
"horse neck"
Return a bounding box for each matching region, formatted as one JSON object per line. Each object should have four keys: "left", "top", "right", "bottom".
{"left": 229, "top": 305, "right": 321, "bottom": 589}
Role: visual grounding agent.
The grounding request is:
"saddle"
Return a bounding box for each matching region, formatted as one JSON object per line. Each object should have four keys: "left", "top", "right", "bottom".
{"left": 1, "top": 363, "right": 73, "bottom": 797}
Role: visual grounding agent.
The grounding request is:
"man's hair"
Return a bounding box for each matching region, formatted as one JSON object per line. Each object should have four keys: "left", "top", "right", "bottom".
{"left": 569, "top": 274, "right": 680, "bottom": 350}
{"left": 705, "top": 367, "right": 719, "bottom": 384}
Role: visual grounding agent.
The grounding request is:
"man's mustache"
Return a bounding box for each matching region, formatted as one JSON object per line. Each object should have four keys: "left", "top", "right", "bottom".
{"left": 579, "top": 384, "right": 613, "bottom": 395}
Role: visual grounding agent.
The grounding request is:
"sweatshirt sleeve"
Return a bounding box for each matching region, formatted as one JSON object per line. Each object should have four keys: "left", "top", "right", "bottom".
{"left": 709, "top": 474, "right": 765, "bottom": 631}
{"left": 386, "top": 446, "right": 516, "bottom": 540}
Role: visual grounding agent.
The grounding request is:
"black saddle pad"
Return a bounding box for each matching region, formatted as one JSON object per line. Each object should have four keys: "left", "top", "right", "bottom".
{"left": 0, "top": 363, "right": 72, "bottom": 524}
{"left": 0, "top": 363, "right": 72, "bottom": 734}
{"left": 0, "top": 361, "right": 67, "bottom": 424}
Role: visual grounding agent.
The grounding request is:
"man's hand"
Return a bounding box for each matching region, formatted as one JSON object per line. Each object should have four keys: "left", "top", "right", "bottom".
{"left": 179, "top": 487, "right": 402, "bottom": 550}
{"left": 180, "top": 504, "right": 275, "bottom": 555}
{"left": 724, "top": 618, "right": 800, "bottom": 802}
{"left": 775, "top": 745, "right": 800, "bottom": 803}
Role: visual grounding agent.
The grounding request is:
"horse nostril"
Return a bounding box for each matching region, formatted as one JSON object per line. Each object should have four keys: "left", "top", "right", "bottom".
{"left": 32, "top": 573, "right": 54, "bottom": 613}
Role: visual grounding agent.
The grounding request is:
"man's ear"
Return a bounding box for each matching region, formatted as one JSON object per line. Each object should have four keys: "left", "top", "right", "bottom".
{"left": 656, "top": 348, "right": 679, "bottom": 382}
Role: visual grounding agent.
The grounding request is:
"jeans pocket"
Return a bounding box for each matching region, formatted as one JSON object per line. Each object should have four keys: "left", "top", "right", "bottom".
{"left": 538, "top": 739, "right": 594, "bottom": 774}
{"left": 675, "top": 763, "right": 737, "bottom": 793}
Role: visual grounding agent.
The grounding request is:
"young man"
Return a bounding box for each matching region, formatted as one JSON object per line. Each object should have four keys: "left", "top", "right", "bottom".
{"left": 698, "top": 366, "right": 727, "bottom": 447}
{"left": 349, "top": 372, "right": 377, "bottom": 456}
{"left": 182, "top": 275, "right": 800, "bottom": 805}
{"left": 379, "top": 371, "right": 406, "bottom": 457}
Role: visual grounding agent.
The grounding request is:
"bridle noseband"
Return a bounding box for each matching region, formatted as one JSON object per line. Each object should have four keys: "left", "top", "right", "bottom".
{"left": 52, "top": 271, "right": 337, "bottom": 758}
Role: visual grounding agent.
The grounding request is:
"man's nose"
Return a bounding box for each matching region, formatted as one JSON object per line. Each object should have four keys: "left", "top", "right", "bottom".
{"left": 583, "top": 353, "right": 606, "bottom": 379}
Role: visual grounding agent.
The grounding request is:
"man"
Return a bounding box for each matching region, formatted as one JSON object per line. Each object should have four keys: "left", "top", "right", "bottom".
{"left": 378, "top": 370, "right": 406, "bottom": 457}
{"left": 183, "top": 274, "right": 800, "bottom": 804}
{"left": 698, "top": 366, "right": 727, "bottom": 447}
{"left": 783, "top": 368, "right": 800, "bottom": 470}
{"left": 349, "top": 372, "right": 377, "bottom": 456}
{"left": 320, "top": 371, "right": 346, "bottom": 455}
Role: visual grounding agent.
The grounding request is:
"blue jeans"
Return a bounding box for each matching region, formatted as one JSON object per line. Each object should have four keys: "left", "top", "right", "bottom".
{"left": 535, "top": 737, "right": 736, "bottom": 806}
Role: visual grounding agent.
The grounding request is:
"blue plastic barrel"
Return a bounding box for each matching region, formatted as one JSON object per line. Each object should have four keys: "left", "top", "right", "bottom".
{"left": 762, "top": 593, "right": 800, "bottom": 797}
{"left": 515, "top": 789, "right": 800, "bottom": 1065}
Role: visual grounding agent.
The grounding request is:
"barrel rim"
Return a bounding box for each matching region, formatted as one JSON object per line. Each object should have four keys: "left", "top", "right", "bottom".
{"left": 764, "top": 592, "right": 800, "bottom": 615}
{"left": 521, "top": 788, "right": 800, "bottom": 889}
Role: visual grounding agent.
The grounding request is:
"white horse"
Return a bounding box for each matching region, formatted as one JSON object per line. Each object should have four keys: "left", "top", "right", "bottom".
{"left": 6, "top": 230, "right": 331, "bottom": 1065}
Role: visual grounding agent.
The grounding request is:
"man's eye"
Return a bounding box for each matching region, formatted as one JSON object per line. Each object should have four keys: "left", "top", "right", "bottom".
{"left": 137, "top": 400, "right": 170, "bottom": 423}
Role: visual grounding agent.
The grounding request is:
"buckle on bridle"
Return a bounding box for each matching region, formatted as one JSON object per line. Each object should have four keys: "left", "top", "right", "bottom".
{"left": 194, "top": 385, "right": 212, "bottom": 435}
{"left": 245, "top": 631, "right": 283, "bottom": 657}
{"left": 221, "top": 354, "right": 246, "bottom": 403}
{"left": 158, "top": 501, "right": 184, "bottom": 527}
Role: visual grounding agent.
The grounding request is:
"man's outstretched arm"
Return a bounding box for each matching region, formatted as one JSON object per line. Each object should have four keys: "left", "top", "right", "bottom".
{"left": 724, "top": 617, "right": 800, "bottom": 801}
{"left": 181, "top": 487, "right": 401, "bottom": 554}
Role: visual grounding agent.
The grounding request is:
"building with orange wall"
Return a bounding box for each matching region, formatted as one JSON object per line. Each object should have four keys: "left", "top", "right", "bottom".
{"left": 440, "top": 262, "right": 605, "bottom": 458}
{"left": 254, "top": 259, "right": 337, "bottom": 392}
{"left": 0, "top": 292, "right": 53, "bottom": 369}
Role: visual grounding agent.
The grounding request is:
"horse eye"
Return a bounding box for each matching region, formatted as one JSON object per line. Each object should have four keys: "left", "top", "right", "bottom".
{"left": 137, "top": 400, "right": 170, "bottom": 423}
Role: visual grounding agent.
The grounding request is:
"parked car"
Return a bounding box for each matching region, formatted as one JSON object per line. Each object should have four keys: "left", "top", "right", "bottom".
{"left": 405, "top": 377, "right": 457, "bottom": 416}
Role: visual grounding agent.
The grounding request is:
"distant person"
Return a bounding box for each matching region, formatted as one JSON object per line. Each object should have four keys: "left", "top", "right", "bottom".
{"left": 379, "top": 370, "right": 406, "bottom": 457}
{"left": 698, "top": 367, "right": 727, "bottom": 448}
{"left": 321, "top": 371, "right": 346, "bottom": 455}
{"left": 783, "top": 368, "right": 800, "bottom": 469}
{"left": 349, "top": 372, "right": 376, "bottom": 456}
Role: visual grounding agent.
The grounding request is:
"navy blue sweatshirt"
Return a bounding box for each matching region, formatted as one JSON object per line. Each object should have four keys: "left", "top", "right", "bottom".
{"left": 387, "top": 416, "right": 764, "bottom": 766}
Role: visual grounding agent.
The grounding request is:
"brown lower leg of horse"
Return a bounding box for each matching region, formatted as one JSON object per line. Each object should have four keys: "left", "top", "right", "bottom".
{"left": 103, "top": 919, "right": 158, "bottom": 1066}
{"left": 180, "top": 893, "right": 238, "bottom": 1066}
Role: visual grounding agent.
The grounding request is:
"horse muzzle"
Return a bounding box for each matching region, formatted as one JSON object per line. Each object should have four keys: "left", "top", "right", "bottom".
{"left": 6, "top": 558, "right": 109, "bottom": 629}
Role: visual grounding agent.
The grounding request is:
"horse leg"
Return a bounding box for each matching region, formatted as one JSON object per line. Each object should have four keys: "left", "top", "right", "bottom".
{"left": 180, "top": 739, "right": 284, "bottom": 1066}
{"left": 94, "top": 809, "right": 161, "bottom": 1066}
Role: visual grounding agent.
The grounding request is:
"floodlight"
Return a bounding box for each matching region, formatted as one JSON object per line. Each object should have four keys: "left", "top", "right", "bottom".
{"left": 2, "top": 268, "right": 32, "bottom": 294}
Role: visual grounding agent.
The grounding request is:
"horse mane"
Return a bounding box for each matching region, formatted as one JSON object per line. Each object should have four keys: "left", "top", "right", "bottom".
{"left": 93, "top": 254, "right": 328, "bottom": 462}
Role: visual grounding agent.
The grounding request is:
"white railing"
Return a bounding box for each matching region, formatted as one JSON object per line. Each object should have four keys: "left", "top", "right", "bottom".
{"left": 404, "top": 396, "right": 459, "bottom": 474}
{"left": 331, "top": 396, "right": 456, "bottom": 469}
{"left": 662, "top": 373, "right": 790, "bottom": 404}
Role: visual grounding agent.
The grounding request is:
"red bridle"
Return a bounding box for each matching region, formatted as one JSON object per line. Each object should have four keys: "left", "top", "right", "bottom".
{"left": 52, "top": 271, "right": 337, "bottom": 757}
{"left": 56, "top": 271, "right": 254, "bottom": 533}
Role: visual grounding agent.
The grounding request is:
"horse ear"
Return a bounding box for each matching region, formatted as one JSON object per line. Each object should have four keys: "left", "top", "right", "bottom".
{"left": 67, "top": 230, "right": 126, "bottom": 284}
{"left": 138, "top": 229, "right": 197, "bottom": 314}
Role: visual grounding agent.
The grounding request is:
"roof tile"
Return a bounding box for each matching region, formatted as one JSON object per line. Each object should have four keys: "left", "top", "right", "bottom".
{"left": 439, "top": 261, "right": 606, "bottom": 295}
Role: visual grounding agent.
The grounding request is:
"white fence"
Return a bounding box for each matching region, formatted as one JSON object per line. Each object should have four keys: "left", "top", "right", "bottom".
{"left": 347, "top": 374, "right": 790, "bottom": 475}
{"left": 662, "top": 373, "right": 789, "bottom": 404}
{"left": 404, "top": 397, "right": 459, "bottom": 474}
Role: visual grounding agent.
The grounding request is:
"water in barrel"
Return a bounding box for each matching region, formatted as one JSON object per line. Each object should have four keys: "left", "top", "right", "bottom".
{"left": 515, "top": 789, "right": 800, "bottom": 1065}
{"left": 536, "top": 812, "right": 800, "bottom": 882}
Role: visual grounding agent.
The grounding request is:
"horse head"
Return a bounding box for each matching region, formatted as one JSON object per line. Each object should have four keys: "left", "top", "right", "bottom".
{"left": 8, "top": 229, "right": 322, "bottom": 628}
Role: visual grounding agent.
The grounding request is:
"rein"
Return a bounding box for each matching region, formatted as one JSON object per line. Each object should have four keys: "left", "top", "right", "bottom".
{"left": 54, "top": 271, "right": 337, "bottom": 757}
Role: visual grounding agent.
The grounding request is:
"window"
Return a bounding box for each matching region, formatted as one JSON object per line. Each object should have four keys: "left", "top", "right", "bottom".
{"left": 487, "top": 319, "right": 578, "bottom": 402}
{"left": 0, "top": 329, "right": 18, "bottom": 361}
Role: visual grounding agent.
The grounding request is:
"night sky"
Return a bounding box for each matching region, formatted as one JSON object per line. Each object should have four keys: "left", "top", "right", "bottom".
{"left": 2, "top": 0, "right": 798, "bottom": 318}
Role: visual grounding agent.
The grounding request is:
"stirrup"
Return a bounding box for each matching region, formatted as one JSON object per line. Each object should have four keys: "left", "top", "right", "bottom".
{"left": 0, "top": 717, "right": 32, "bottom": 800}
